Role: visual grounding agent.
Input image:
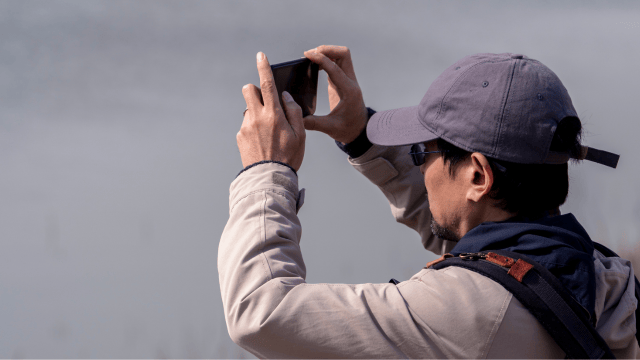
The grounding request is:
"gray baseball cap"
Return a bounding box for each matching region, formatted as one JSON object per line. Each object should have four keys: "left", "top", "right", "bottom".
{"left": 367, "top": 53, "right": 619, "bottom": 168}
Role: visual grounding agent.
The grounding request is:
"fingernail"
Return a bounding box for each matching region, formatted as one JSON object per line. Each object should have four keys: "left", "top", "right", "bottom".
{"left": 283, "top": 91, "right": 293, "bottom": 102}
{"left": 257, "top": 52, "right": 264, "bottom": 61}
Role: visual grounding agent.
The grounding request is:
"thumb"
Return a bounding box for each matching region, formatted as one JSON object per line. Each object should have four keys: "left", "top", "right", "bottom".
{"left": 302, "top": 114, "right": 334, "bottom": 134}
{"left": 282, "top": 91, "right": 304, "bottom": 136}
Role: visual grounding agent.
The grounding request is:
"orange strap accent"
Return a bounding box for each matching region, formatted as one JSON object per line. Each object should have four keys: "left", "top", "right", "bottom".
{"left": 425, "top": 252, "right": 534, "bottom": 282}
{"left": 507, "top": 259, "right": 534, "bottom": 282}
{"left": 486, "top": 252, "right": 534, "bottom": 282}
{"left": 485, "top": 252, "right": 516, "bottom": 267}
{"left": 425, "top": 253, "right": 453, "bottom": 268}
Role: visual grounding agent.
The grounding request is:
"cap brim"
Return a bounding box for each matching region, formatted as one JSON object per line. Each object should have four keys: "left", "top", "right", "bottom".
{"left": 367, "top": 105, "right": 439, "bottom": 146}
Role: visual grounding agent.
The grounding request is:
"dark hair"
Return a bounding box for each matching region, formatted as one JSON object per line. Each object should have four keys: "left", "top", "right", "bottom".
{"left": 436, "top": 117, "right": 583, "bottom": 218}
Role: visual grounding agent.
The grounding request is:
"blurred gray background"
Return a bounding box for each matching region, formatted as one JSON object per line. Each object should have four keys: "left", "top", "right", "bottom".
{"left": 1, "top": 0, "right": 639, "bottom": 358}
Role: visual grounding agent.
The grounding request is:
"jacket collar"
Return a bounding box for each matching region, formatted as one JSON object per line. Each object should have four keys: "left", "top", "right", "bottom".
{"left": 450, "top": 213, "right": 596, "bottom": 320}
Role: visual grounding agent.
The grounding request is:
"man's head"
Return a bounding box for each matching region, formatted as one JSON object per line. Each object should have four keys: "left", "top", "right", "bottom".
{"left": 367, "top": 53, "right": 618, "bottom": 240}
{"left": 421, "top": 117, "right": 582, "bottom": 241}
{"left": 417, "top": 139, "right": 499, "bottom": 242}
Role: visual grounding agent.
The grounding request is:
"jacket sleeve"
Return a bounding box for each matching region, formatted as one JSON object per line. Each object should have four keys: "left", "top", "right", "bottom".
{"left": 346, "top": 143, "right": 456, "bottom": 255}
{"left": 218, "top": 163, "right": 433, "bottom": 358}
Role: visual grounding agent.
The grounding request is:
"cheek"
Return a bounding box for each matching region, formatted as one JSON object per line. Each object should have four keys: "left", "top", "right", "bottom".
{"left": 424, "top": 170, "right": 443, "bottom": 219}
{"left": 425, "top": 168, "right": 462, "bottom": 223}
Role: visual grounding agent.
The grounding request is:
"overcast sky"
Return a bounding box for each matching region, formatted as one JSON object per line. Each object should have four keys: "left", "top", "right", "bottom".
{"left": 1, "top": 1, "right": 639, "bottom": 358}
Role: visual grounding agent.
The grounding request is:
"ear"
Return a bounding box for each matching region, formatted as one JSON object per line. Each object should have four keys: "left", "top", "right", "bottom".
{"left": 465, "top": 153, "right": 494, "bottom": 203}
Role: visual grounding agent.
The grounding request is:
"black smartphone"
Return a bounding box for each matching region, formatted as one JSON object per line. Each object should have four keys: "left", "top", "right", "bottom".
{"left": 270, "top": 58, "right": 319, "bottom": 117}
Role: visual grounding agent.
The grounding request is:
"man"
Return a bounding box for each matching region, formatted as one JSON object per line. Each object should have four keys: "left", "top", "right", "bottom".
{"left": 219, "top": 46, "right": 637, "bottom": 358}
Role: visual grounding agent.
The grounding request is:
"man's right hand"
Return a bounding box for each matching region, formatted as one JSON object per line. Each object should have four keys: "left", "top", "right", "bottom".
{"left": 303, "top": 45, "right": 368, "bottom": 144}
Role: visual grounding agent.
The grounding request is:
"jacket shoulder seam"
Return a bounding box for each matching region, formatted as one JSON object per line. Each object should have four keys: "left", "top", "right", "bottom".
{"left": 480, "top": 291, "right": 512, "bottom": 358}
{"left": 259, "top": 190, "right": 275, "bottom": 280}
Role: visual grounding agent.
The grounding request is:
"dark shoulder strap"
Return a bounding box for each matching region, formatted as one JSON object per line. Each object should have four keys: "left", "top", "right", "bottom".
{"left": 430, "top": 250, "right": 615, "bottom": 359}
{"left": 592, "top": 242, "right": 640, "bottom": 348}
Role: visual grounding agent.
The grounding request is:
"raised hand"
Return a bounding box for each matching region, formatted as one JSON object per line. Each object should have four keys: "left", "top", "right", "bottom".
{"left": 237, "top": 52, "right": 306, "bottom": 172}
{"left": 303, "top": 45, "right": 368, "bottom": 144}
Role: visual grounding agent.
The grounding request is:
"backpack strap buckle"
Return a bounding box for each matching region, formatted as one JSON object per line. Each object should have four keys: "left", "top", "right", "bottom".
{"left": 459, "top": 252, "right": 487, "bottom": 260}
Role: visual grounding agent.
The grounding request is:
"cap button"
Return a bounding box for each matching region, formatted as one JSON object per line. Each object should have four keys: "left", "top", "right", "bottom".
{"left": 511, "top": 54, "right": 524, "bottom": 59}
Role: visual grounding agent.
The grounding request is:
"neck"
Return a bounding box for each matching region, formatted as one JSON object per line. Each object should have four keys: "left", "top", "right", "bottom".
{"left": 458, "top": 204, "right": 516, "bottom": 238}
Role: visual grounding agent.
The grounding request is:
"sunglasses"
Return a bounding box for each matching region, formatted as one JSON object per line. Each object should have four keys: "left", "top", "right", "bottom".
{"left": 409, "top": 144, "right": 448, "bottom": 166}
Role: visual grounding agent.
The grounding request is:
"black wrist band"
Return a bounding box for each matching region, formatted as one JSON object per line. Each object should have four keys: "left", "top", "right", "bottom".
{"left": 335, "top": 107, "right": 376, "bottom": 158}
{"left": 237, "top": 160, "right": 297, "bottom": 178}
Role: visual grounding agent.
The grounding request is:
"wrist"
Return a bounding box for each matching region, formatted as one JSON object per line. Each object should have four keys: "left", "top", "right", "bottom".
{"left": 336, "top": 107, "right": 376, "bottom": 158}
{"left": 341, "top": 106, "right": 369, "bottom": 144}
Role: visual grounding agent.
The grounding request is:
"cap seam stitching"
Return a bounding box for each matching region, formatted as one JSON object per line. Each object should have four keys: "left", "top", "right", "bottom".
{"left": 540, "top": 120, "right": 558, "bottom": 164}
{"left": 492, "top": 59, "right": 518, "bottom": 157}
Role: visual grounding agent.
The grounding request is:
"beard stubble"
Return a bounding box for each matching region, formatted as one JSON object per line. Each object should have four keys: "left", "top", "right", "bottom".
{"left": 430, "top": 216, "right": 461, "bottom": 242}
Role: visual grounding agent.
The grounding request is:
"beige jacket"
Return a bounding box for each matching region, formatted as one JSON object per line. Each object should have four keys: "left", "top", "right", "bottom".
{"left": 219, "top": 144, "right": 639, "bottom": 359}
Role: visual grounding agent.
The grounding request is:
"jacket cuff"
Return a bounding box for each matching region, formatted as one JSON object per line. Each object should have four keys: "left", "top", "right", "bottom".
{"left": 230, "top": 161, "right": 305, "bottom": 214}
{"left": 335, "top": 107, "right": 376, "bottom": 159}
{"left": 237, "top": 160, "right": 297, "bottom": 178}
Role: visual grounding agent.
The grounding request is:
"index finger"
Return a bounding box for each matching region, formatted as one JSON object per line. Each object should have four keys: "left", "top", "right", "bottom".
{"left": 256, "top": 52, "right": 279, "bottom": 111}
{"left": 304, "top": 51, "right": 351, "bottom": 92}
{"left": 311, "top": 45, "right": 356, "bottom": 80}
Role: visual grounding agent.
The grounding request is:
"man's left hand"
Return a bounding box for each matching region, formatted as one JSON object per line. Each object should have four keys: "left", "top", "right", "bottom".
{"left": 238, "top": 52, "right": 306, "bottom": 172}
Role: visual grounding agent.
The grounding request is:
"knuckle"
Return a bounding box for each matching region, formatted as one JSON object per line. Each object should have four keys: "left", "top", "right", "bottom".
{"left": 247, "top": 84, "right": 258, "bottom": 93}
{"left": 267, "top": 104, "right": 280, "bottom": 115}
{"left": 265, "top": 112, "right": 278, "bottom": 125}
{"left": 261, "top": 80, "right": 276, "bottom": 93}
